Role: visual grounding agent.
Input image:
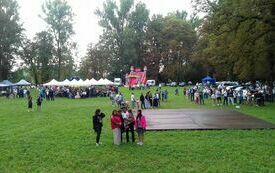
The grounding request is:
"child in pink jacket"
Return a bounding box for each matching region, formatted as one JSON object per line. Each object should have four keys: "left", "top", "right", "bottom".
{"left": 135, "top": 109, "right": 147, "bottom": 145}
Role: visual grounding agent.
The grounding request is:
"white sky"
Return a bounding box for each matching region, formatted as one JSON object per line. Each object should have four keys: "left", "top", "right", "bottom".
{"left": 17, "top": 0, "right": 194, "bottom": 63}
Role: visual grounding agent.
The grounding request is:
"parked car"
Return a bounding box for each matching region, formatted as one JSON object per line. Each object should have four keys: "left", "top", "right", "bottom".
{"left": 218, "top": 81, "right": 239, "bottom": 89}
{"left": 179, "top": 82, "right": 186, "bottom": 86}
{"left": 147, "top": 80, "right": 156, "bottom": 86}
{"left": 171, "top": 82, "right": 177, "bottom": 87}
{"left": 158, "top": 83, "right": 165, "bottom": 87}
{"left": 166, "top": 82, "right": 172, "bottom": 86}
{"left": 114, "top": 78, "right": 122, "bottom": 86}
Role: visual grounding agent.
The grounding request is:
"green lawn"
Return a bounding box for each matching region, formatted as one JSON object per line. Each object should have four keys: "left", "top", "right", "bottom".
{"left": 0, "top": 87, "right": 274, "bottom": 173}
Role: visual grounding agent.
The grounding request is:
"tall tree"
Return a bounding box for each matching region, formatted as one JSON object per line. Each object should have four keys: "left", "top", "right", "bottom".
{"left": 0, "top": 0, "right": 23, "bottom": 80}
{"left": 21, "top": 39, "right": 39, "bottom": 84}
{"left": 41, "top": 0, "right": 75, "bottom": 80}
{"left": 96, "top": 0, "right": 149, "bottom": 78}
{"left": 79, "top": 43, "right": 111, "bottom": 79}
{"left": 193, "top": 0, "right": 275, "bottom": 83}
{"left": 34, "top": 31, "right": 54, "bottom": 83}
{"left": 144, "top": 14, "right": 198, "bottom": 82}
{"left": 21, "top": 31, "right": 54, "bottom": 84}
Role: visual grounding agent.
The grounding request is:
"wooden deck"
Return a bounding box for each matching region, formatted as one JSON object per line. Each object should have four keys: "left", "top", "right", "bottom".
{"left": 142, "top": 109, "right": 275, "bottom": 130}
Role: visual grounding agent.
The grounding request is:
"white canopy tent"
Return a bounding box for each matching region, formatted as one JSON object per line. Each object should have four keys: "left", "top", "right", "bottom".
{"left": 89, "top": 78, "right": 98, "bottom": 85}
{"left": 14, "top": 79, "right": 31, "bottom": 86}
{"left": 43, "top": 79, "right": 61, "bottom": 86}
{"left": 103, "top": 78, "right": 114, "bottom": 85}
{"left": 83, "top": 79, "right": 91, "bottom": 86}
{"left": 42, "top": 78, "right": 113, "bottom": 87}
{"left": 59, "top": 79, "right": 70, "bottom": 86}
{"left": 97, "top": 78, "right": 105, "bottom": 85}
{"left": 69, "top": 79, "right": 80, "bottom": 87}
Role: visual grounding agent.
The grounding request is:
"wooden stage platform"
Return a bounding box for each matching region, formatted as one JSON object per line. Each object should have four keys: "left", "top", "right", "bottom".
{"left": 142, "top": 109, "right": 275, "bottom": 130}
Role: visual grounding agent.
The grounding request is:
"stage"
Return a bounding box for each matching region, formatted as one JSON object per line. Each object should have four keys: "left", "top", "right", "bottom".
{"left": 142, "top": 109, "right": 275, "bottom": 130}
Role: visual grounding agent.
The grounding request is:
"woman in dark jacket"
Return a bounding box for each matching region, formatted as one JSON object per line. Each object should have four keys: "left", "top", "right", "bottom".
{"left": 93, "top": 109, "right": 105, "bottom": 146}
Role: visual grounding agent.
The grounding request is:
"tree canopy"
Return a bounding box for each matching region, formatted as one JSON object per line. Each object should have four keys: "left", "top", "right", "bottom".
{"left": 0, "top": 0, "right": 23, "bottom": 80}
{"left": 1, "top": 0, "right": 274, "bottom": 84}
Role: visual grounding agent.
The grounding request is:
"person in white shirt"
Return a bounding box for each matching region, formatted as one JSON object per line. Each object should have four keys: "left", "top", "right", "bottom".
{"left": 130, "top": 93, "right": 136, "bottom": 109}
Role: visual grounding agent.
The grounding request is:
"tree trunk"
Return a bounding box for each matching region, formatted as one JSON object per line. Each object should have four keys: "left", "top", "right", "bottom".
{"left": 57, "top": 42, "right": 61, "bottom": 81}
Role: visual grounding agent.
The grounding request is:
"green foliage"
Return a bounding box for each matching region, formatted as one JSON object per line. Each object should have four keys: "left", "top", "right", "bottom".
{"left": 145, "top": 14, "right": 200, "bottom": 82}
{"left": 0, "top": 87, "right": 274, "bottom": 172}
{"left": 95, "top": 0, "right": 149, "bottom": 78}
{"left": 41, "top": 0, "right": 75, "bottom": 80}
{"left": 193, "top": 0, "right": 275, "bottom": 82}
{"left": 0, "top": 0, "right": 23, "bottom": 80}
{"left": 21, "top": 31, "right": 55, "bottom": 84}
{"left": 79, "top": 43, "right": 111, "bottom": 79}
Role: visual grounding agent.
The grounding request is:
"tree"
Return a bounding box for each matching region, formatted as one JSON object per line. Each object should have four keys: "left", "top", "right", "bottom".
{"left": 21, "top": 39, "right": 39, "bottom": 84}
{"left": 96, "top": 0, "right": 149, "bottom": 78}
{"left": 41, "top": 0, "right": 75, "bottom": 80}
{"left": 0, "top": 0, "right": 23, "bottom": 80}
{"left": 34, "top": 31, "right": 54, "bottom": 83}
{"left": 193, "top": 0, "right": 275, "bottom": 83}
{"left": 144, "top": 14, "right": 198, "bottom": 82}
{"left": 21, "top": 31, "right": 54, "bottom": 84}
{"left": 79, "top": 43, "right": 111, "bottom": 79}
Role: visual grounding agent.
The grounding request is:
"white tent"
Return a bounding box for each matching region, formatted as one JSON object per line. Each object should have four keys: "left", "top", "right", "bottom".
{"left": 60, "top": 79, "right": 70, "bottom": 86}
{"left": 83, "top": 79, "right": 91, "bottom": 86}
{"left": 43, "top": 79, "right": 61, "bottom": 86}
{"left": 97, "top": 78, "right": 105, "bottom": 85}
{"left": 78, "top": 79, "right": 86, "bottom": 86}
{"left": 15, "top": 79, "right": 31, "bottom": 86}
{"left": 69, "top": 79, "right": 79, "bottom": 86}
{"left": 103, "top": 78, "right": 114, "bottom": 85}
{"left": 89, "top": 78, "right": 98, "bottom": 85}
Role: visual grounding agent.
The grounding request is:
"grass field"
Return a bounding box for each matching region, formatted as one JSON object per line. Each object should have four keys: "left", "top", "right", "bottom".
{"left": 0, "top": 87, "right": 274, "bottom": 173}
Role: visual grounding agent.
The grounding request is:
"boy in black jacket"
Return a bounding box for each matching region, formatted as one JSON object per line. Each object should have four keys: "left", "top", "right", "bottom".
{"left": 93, "top": 109, "right": 105, "bottom": 146}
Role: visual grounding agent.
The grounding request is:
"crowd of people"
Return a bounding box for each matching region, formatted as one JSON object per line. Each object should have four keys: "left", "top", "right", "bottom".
{"left": 38, "top": 85, "right": 119, "bottom": 99}
{"left": 110, "top": 89, "right": 169, "bottom": 109}
{"left": 184, "top": 84, "right": 275, "bottom": 107}
{"left": 92, "top": 108, "right": 147, "bottom": 146}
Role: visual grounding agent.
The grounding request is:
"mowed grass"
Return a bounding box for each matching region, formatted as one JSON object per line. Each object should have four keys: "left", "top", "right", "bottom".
{"left": 0, "top": 87, "right": 274, "bottom": 173}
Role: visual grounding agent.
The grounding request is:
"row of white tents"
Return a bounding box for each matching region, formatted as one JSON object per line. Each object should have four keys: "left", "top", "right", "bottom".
{"left": 43, "top": 78, "right": 114, "bottom": 87}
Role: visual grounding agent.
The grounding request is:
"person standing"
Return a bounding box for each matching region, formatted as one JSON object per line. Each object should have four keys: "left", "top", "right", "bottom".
{"left": 49, "top": 88, "right": 54, "bottom": 101}
{"left": 175, "top": 87, "right": 179, "bottom": 96}
{"left": 145, "top": 92, "right": 151, "bottom": 109}
{"left": 27, "top": 95, "right": 33, "bottom": 112}
{"left": 110, "top": 91, "right": 115, "bottom": 106}
{"left": 130, "top": 93, "right": 136, "bottom": 109}
{"left": 125, "top": 109, "right": 135, "bottom": 143}
{"left": 111, "top": 110, "right": 122, "bottom": 145}
{"left": 93, "top": 109, "right": 105, "bottom": 146}
{"left": 215, "top": 89, "right": 222, "bottom": 106}
{"left": 223, "top": 89, "right": 228, "bottom": 105}
{"left": 140, "top": 93, "right": 145, "bottom": 109}
{"left": 228, "top": 89, "right": 234, "bottom": 105}
{"left": 37, "top": 95, "right": 43, "bottom": 111}
{"left": 135, "top": 110, "right": 147, "bottom": 146}
{"left": 117, "top": 110, "right": 125, "bottom": 143}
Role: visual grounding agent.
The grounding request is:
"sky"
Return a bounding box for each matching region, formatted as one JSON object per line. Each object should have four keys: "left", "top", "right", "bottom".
{"left": 17, "top": 0, "right": 194, "bottom": 64}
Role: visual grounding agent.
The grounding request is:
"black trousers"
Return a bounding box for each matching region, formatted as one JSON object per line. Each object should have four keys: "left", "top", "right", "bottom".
{"left": 95, "top": 127, "right": 102, "bottom": 143}
{"left": 141, "top": 101, "right": 145, "bottom": 109}
{"left": 126, "top": 124, "right": 135, "bottom": 143}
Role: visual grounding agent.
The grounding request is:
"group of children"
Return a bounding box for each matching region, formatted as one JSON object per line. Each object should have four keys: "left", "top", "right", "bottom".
{"left": 92, "top": 108, "right": 147, "bottom": 146}
{"left": 27, "top": 94, "right": 43, "bottom": 112}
